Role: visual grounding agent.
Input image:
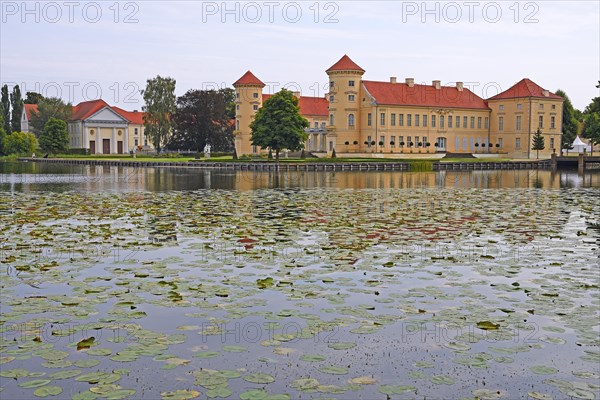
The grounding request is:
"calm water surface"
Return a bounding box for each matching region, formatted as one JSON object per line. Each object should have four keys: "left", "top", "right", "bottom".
{"left": 0, "top": 162, "right": 598, "bottom": 400}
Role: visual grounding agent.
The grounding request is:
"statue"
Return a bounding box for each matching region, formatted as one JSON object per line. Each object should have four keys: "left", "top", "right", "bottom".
{"left": 203, "top": 143, "right": 211, "bottom": 159}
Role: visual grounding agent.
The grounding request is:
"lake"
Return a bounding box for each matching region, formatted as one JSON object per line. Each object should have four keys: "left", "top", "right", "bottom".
{"left": 1, "top": 162, "right": 598, "bottom": 400}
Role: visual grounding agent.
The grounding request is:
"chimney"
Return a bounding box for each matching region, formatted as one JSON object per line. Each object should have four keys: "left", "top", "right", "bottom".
{"left": 542, "top": 89, "right": 549, "bottom": 97}
{"left": 390, "top": 77, "right": 397, "bottom": 84}
{"left": 432, "top": 80, "right": 441, "bottom": 90}
{"left": 293, "top": 91, "right": 301, "bottom": 98}
{"left": 405, "top": 78, "right": 414, "bottom": 87}
{"left": 456, "top": 82, "right": 463, "bottom": 92}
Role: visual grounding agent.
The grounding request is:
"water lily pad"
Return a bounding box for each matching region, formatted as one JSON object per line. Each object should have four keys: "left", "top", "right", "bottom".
{"left": 223, "top": 345, "right": 247, "bottom": 353}
{"left": 18, "top": 379, "right": 52, "bottom": 388}
{"left": 160, "top": 389, "right": 201, "bottom": 399}
{"left": 349, "top": 376, "right": 377, "bottom": 385}
{"left": 327, "top": 342, "right": 356, "bottom": 350}
{"left": 239, "top": 389, "right": 268, "bottom": 400}
{"left": 476, "top": 321, "right": 500, "bottom": 331}
{"left": 33, "top": 386, "right": 62, "bottom": 397}
{"left": 243, "top": 373, "right": 275, "bottom": 384}
{"left": 290, "top": 378, "right": 319, "bottom": 390}
{"left": 299, "top": 354, "right": 326, "bottom": 362}
{"left": 430, "top": 375, "right": 455, "bottom": 385}
{"left": 531, "top": 365, "right": 558, "bottom": 375}
{"left": 319, "top": 366, "right": 348, "bottom": 375}
{"left": 205, "top": 387, "right": 232, "bottom": 398}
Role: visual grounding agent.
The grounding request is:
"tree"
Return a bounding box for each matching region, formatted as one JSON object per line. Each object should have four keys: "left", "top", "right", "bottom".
{"left": 30, "top": 97, "right": 72, "bottom": 136}
{"left": 584, "top": 97, "right": 600, "bottom": 115}
{"left": 24, "top": 92, "right": 45, "bottom": 104}
{"left": 39, "top": 118, "right": 68, "bottom": 154}
{"left": 219, "top": 88, "right": 236, "bottom": 120}
{"left": 1, "top": 85, "right": 10, "bottom": 134}
{"left": 4, "top": 131, "right": 38, "bottom": 155}
{"left": 531, "top": 128, "right": 545, "bottom": 159}
{"left": 10, "top": 85, "right": 23, "bottom": 134}
{"left": 582, "top": 113, "right": 600, "bottom": 155}
{"left": 250, "top": 89, "right": 309, "bottom": 161}
{"left": 0, "top": 109, "right": 6, "bottom": 155}
{"left": 142, "top": 75, "right": 176, "bottom": 153}
{"left": 170, "top": 89, "right": 234, "bottom": 152}
{"left": 555, "top": 89, "right": 579, "bottom": 153}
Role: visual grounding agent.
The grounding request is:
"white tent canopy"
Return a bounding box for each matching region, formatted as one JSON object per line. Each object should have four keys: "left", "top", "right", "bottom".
{"left": 570, "top": 136, "right": 592, "bottom": 153}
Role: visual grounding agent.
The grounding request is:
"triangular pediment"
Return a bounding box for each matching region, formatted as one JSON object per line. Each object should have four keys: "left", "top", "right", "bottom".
{"left": 85, "top": 107, "right": 128, "bottom": 123}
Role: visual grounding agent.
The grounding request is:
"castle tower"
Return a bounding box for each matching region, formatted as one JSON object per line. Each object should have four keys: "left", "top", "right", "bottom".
{"left": 233, "top": 70, "right": 265, "bottom": 155}
{"left": 326, "top": 55, "right": 365, "bottom": 153}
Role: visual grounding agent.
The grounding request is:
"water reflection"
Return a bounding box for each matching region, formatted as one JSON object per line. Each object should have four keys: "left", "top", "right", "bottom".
{"left": 0, "top": 161, "right": 598, "bottom": 192}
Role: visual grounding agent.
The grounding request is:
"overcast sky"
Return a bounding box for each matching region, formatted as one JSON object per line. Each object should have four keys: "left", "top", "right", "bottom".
{"left": 1, "top": 1, "right": 598, "bottom": 110}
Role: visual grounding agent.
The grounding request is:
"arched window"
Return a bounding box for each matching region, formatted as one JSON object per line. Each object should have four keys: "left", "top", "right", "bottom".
{"left": 329, "top": 114, "right": 334, "bottom": 126}
{"left": 348, "top": 114, "right": 355, "bottom": 127}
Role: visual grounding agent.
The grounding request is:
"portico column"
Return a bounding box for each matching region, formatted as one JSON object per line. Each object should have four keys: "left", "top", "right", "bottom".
{"left": 124, "top": 127, "right": 129, "bottom": 152}
{"left": 112, "top": 128, "right": 117, "bottom": 154}
{"left": 83, "top": 123, "right": 88, "bottom": 151}
{"left": 97, "top": 126, "right": 102, "bottom": 154}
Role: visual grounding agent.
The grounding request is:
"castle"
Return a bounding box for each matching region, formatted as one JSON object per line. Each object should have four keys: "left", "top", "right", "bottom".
{"left": 234, "top": 55, "right": 564, "bottom": 159}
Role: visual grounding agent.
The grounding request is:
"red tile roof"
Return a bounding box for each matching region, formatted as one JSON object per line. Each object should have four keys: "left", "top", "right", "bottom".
{"left": 233, "top": 70, "right": 265, "bottom": 87}
{"left": 70, "top": 99, "right": 111, "bottom": 121}
{"left": 261, "top": 94, "right": 329, "bottom": 116}
{"left": 488, "top": 78, "right": 562, "bottom": 100}
{"left": 326, "top": 55, "right": 365, "bottom": 73}
{"left": 112, "top": 106, "right": 145, "bottom": 125}
{"left": 24, "top": 104, "right": 38, "bottom": 120}
{"left": 363, "top": 81, "right": 489, "bottom": 109}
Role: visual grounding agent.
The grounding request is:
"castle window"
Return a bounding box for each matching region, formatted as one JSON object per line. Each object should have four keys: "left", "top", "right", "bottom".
{"left": 550, "top": 137, "right": 555, "bottom": 149}
{"left": 551, "top": 116, "right": 555, "bottom": 129}
{"left": 321, "top": 122, "right": 326, "bottom": 128}
{"left": 399, "top": 114, "right": 404, "bottom": 126}
{"left": 330, "top": 95, "right": 334, "bottom": 102}
{"left": 391, "top": 114, "right": 396, "bottom": 126}
{"left": 485, "top": 117, "right": 489, "bottom": 129}
{"left": 477, "top": 117, "right": 482, "bottom": 129}
{"left": 499, "top": 105, "right": 504, "bottom": 110}
{"left": 348, "top": 95, "right": 355, "bottom": 101}
{"left": 431, "top": 115, "right": 436, "bottom": 128}
{"left": 538, "top": 115, "right": 543, "bottom": 128}
{"left": 499, "top": 116, "right": 504, "bottom": 131}
{"left": 380, "top": 113, "right": 385, "bottom": 126}
{"left": 367, "top": 113, "right": 372, "bottom": 126}
{"left": 517, "top": 103, "right": 522, "bottom": 109}
{"left": 330, "top": 81, "right": 334, "bottom": 88}
{"left": 329, "top": 114, "right": 334, "bottom": 126}
{"left": 515, "top": 137, "right": 521, "bottom": 149}
{"left": 314, "top": 122, "right": 319, "bottom": 128}
{"left": 455, "top": 116, "right": 460, "bottom": 128}
{"left": 348, "top": 114, "right": 355, "bottom": 127}
{"left": 134, "top": 128, "right": 138, "bottom": 135}
{"left": 407, "top": 114, "right": 412, "bottom": 127}
{"left": 415, "top": 114, "right": 420, "bottom": 127}
{"left": 516, "top": 116, "right": 521, "bottom": 131}
{"left": 470, "top": 117, "right": 475, "bottom": 129}
{"left": 422, "top": 115, "right": 427, "bottom": 127}
{"left": 463, "top": 116, "right": 467, "bottom": 128}
{"left": 498, "top": 138, "right": 503, "bottom": 148}
{"left": 551, "top": 104, "right": 556, "bottom": 110}
{"left": 253, "top": 92, "right": 258, "bottom": 98}
{"left": 448, "top": 115, "right": 452, "bottom": 128}
{"left": 236, "top": 105, "right": 239, "bottom": 110}
{"left": 440, "top": 115, "right": 444, "bottom": 129}
{"left": 349, "top": 80, "right": 355, "bottom": 87}
{"left": 539, "top": 104, "right": 544, "bottom": 110}
{"left": 236, "top": 119, "right": 240, "bottom": 130}
{"left": 253, "top": 104, "right": 258, "bottom": 110}
{"left": 236, "top": 93, "right": 240, "bottom": 99}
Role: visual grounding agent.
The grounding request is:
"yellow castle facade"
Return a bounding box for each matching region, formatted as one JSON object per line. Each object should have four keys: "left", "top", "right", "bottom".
{"left": 234, "top": 55, "right": 563, "bottom": 159}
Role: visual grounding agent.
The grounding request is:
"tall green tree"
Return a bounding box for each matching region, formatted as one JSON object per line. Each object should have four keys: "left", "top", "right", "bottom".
{"left": 142, "top": 75, "right": 176, "bottom": 153}
{"left": 24, "top": 92, "right": 45, "bottom": 104}
{"left": 0, "top": 108, "right": 6, "bottom": 155}
{"left": 219, "top": 88, "right": 236, "bottom": 120}
{"left": 1, "top": 85, "right": 10, "bottom": 134}
{"left": 250, "top": 89, "right": 309, "bottom": 161}
{"left": 170, "top": 89, "right": 234, "bottom": 152}
{"left": 585, "top": 97, "right": 600, "bottom": 115}
{"left": 39, "top": 118, "right": 69, "bottom": 154}
{"left": 4, "top": 131, "right": 38, "bottom": 155}
{"left": 531, "top": 128, "right": 545, "bottom": 159}
{"left": 582, "top": 113, "right": 600, "bottom": 155}
{"left": 10, "top": 85, "right": 24, "bottom": 134}
{"left": 555, "top": 89, "right": 579, "bottom": 152}
{"left": 30, "top": 97, "right": 72, "bottom": 136}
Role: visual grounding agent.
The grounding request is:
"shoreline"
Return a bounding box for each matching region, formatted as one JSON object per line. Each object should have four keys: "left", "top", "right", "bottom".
{"left": 16, "top": 157, "right": 552, "bottom": 171}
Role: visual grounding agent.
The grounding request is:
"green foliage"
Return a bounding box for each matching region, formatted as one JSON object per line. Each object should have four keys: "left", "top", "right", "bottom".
{"left": 250, "top": 89, "right": 309, "bottom": 161}
{"left": 582, "top": 113, "right": 600, "bottom": 151}
{"left": 219, "top": 88, "right": 236, "bottom": 120}
{"left": 555, "top": 89, "right": 579, "bottom": 150}
{"left": 4, "top": 131, "right": 38, "bottom": 155}
{"left": 39, "top": 118, "right": 69, "bottom": 154}
{"left": 10, "top": 85, "right": 24, "bottom": 133}
{"left": 0, "top": 109, "right": 5, "bottom": 155}
{"left": 24, "top": 92, "right": 45, "bottom": 104}
{"left": 584, "top": 97, "right": 600, "bottom": 115}
{"left": 30, "top": 97, "right": 72, "bottom": 136}
{"left": 1, "top": 85, "right": 10, "bottom": 134}
{"left": 142, "top": 75, "right": 176, "bottom": 153}
{"left": 531, "top": 128, "right": 545, "bottom": 159}
{"left": 170, "top": 89, "right": 233, "bottom": 152}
